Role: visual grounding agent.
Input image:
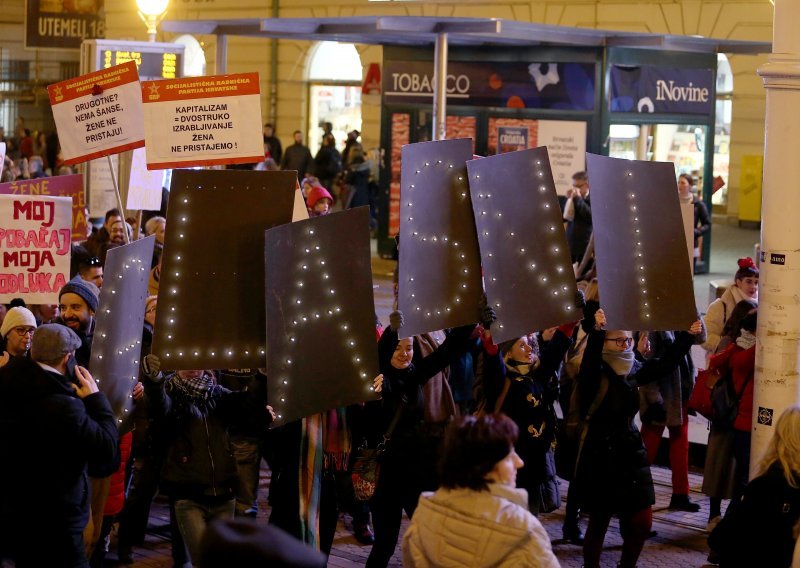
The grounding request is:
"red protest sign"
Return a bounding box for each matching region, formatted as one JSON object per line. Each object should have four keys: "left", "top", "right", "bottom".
{"left": 0, "top": 174, "right": 88, "bottom": 242}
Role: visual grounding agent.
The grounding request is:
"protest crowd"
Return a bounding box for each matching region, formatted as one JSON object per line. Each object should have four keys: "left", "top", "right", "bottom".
{"left": 0, "top": 96, "right": 797, "bottom": 568}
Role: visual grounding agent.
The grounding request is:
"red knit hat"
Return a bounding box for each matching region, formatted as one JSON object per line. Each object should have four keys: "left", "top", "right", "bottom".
{"left": 306, "top": 185, "right": 334, "bottom": 209}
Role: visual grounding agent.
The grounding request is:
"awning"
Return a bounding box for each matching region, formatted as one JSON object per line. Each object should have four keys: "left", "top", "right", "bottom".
{"left": 161, "top": 16, "right": 771, "bottom": 55}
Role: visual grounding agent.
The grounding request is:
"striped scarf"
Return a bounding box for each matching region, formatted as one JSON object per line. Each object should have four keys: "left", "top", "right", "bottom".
{"left": 298, "top": 408, "right": 351, "bottom": 549}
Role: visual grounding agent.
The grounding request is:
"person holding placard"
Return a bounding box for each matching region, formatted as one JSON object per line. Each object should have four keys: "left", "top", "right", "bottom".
{"left": 140, "top": 354, "right": 274, "bottom": 567}
{"left": 365, "top": 313, "right": 477, "bottom": 568}
{"left": 575, "top": 309, "right": 702, "bottom": 568}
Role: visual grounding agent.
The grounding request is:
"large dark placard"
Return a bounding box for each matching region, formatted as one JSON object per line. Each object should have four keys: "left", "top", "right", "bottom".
{"left": 265, "top": 207, "right": 379, "bottom": 426}
{"left": 398, "top": 138, "right": 482, "bottom": 337}
{"left": 586, "top": 153, "right": 696, "bottom": 330}
{"left": 152, "top": 170, "right": 295, "bottom": 370}
{"left": 90, "top": 236, "right": 155, "bottom": 426}
{"left": 467, "top": 148, "right": 579, "bottom": 344}
{"left": 25, "top": 0, "right": 105, "bottom": 50}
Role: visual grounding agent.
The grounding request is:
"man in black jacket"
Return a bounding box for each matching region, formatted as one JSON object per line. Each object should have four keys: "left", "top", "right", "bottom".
{"left": 0, "top": 324, "right": 117, "bottom": 568}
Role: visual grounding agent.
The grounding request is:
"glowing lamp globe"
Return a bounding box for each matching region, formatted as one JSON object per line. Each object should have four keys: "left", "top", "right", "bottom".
{"left": 136, "top": 0, "right": 169, "bottom": 16}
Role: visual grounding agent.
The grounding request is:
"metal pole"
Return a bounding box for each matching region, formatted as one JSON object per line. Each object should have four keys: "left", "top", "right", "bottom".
{"left": 432, "top": 32, "right": 448, "bottom": 141}
{"left": 106, "top": 155, "right": 130, "bottom": 245}
{"left": 216, "top": 34, "right": 228, "bottom": 75}
{"left": 751, "top": 0, "right": 800, "bottom": 474}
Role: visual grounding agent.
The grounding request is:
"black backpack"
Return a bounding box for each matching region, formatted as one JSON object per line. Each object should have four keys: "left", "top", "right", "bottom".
{"left": 710, "top": 367, "right": 751, "bottom": 430}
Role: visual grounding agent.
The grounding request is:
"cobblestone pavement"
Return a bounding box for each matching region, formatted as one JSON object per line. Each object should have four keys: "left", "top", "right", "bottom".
{"left": 103, "top": 465, "right": 719, "bottom": 567}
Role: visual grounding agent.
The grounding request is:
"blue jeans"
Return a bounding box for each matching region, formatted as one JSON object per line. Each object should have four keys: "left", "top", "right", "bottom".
{"left": 231, "top": 437, "right": 261, "bottom": 517}
{"left": 173, "top": 498, "right": 235, "bottom": 566}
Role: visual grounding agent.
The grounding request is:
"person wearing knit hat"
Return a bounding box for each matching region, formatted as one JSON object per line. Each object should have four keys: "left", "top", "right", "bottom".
{"left": 0, "top": 306, "right": 37, "bottom": 362}
{"left": 306, "top": 185, "right": 334, "bottom": 218}
{"left": 57, "top": 276, "right": 99, "bottom": 367}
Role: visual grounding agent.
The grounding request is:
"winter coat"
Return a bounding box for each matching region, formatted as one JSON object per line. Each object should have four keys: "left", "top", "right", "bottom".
{"left": 280, "top": 142, "right": 313, "bottom": 179}
{"left": 693, "top": 197, "right": 711, "bottom": 247}
{"left": 708, "top": 343, "right": 755, "bottom": 432}
{"left": 104, "top": 431, "right": 133, "bottom": 516}
{"left": 638, "top": 323, "right": 706, "bottom": 428}
{"left": 345, "top": 160, "right": 371, "bottom": 209}
{"left": 492, "top": 332, "right": 571, "bottom": 502}
{"left": 0, "top": 357, "right": 117, "bottom": 536}
{"left": 702, "top": 285, "right": 756, "bottom": 354}
{"left": 313, "top": 146, "right": 342, "bottom": 180}
{"left": 575, "top": 329, "right": 693, "bottom": 513}
{"left": 402, "top": 483, "right": 560, "bottom": 568}
{"left": 566, "top": 194, "right": 592, "bottom": 260}
{"left": 144, "top": 372, "right": 269, "bottom": 501}
{"left": 710, "top": 465, "right": 800, "bottom": 568}
{"left": 377, "top": 325, "right": 475, "bottom": 454}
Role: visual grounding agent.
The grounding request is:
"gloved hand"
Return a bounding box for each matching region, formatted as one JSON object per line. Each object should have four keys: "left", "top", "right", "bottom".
{"left": 142, "top": 353, "right": 164, "bottom": 382}
{"left": 389, "top": 310, "right": 404, "bottom": 331}
{"left": 479, "top": 295, "right": 497, "bottom": 330}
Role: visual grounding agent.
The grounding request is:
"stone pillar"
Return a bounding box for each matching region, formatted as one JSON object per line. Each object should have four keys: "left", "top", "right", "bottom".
{"left": 751, "top": 0, "right": 800, "bottom": 473}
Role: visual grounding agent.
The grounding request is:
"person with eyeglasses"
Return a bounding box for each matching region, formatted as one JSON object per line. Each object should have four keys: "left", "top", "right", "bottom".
{"left": 573, "top": 308, "right": 702, "bottom": 568}
{"left": 0, "top": 306, "right": 37, "bottom": 365}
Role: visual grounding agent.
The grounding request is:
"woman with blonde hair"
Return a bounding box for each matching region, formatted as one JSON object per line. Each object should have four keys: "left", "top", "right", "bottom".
{"left": 709, "top": 405, "right": 800, "bottom": 567}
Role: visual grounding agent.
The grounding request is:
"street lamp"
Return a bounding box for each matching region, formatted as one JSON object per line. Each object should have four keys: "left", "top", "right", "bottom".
{"left": 136, "top": 0, "right": 169, "bottom": 42}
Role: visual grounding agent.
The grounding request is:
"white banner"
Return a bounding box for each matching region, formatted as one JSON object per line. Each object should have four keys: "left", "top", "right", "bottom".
{"left": 537, "top": 120, "right": 587, "bottom": 195}
{"left": 127, "top": 147, "right": 163, "bottom": 211}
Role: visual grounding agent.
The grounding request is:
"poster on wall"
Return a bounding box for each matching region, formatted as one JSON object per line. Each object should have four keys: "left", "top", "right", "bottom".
{"left": 497, "top": 127, "right": 528, "bottom": 154}
{"left": 0, "top": 194, "right": 72, "bottom": 303}
{"left": 488, "top": 118, "right": 586, "bottom": 194}
{"left": 25, "top": 0, "right": 105, "bottom": 50}
{"left": 537, "top": 120, "right": 586, "bottom": 195}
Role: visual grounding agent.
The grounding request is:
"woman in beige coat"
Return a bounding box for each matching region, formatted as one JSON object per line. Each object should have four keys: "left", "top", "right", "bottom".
{"left": 402, "top": 414, "right": 559, "bottom": 568}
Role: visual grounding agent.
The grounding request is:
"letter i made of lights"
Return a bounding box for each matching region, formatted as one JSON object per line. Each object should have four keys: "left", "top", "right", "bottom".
{"left": 159, "top": 193, "right": 264, "bottom": 364}
{"left": 626, "top": 171, "right": 650, "bottom": 320}
{"left": 93, "top": 256, "right": 148, "bottom": 424}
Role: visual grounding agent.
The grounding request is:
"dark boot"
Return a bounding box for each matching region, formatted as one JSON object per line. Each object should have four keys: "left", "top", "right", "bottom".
{"left": 668, "top": 494, "right": 701, "bottom": 512}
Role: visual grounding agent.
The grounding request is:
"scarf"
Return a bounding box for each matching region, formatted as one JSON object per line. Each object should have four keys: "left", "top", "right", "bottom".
{"left": 298, "top": 408, "right": 351, "bottom": 550}
{"left": 602, "top": 349, "right": 635, "bottom": 376}
{"left": 736, "top": 329, "right": 757, "bottom": 350}
{"left": 169, "top": 373, "right": 219, "bottom": 418}
{"left": 505, "top": 358, "right": 539, "bottom": 378}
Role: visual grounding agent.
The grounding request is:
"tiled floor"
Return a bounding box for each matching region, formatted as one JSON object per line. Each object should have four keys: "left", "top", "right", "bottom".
{"left": 102, "top": 464, "right": 718, "bottom": 567}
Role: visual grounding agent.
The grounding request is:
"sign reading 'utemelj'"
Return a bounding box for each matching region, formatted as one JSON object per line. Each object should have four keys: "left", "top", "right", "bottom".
{"left": 609, "top": 65, "right": 714, "bottom": 115}
{"left": 25, "top": 0, "right": 105, "bottom": 50}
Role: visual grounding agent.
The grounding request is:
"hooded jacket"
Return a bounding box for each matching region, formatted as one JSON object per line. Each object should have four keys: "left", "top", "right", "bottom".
{"left": 402, "top": 483, "right": 560, "bottom": 568}
{"left": 0, "top": 357, "right": 117, "bottom": 537}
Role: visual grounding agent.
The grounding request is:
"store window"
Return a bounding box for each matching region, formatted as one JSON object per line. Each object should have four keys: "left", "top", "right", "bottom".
{"left": 307, "top": 42, "right": 362, "bottom": 155}
{"left": 713, "top": 54, "right": 733, "bottom": 207}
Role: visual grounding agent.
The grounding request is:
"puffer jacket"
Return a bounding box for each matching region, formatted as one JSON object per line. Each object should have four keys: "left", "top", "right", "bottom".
{"left": 103, "top": 431, "right": 133, "bottom": 516}
{"left": 402, "top": 484, "right": 560, "bottom": 568}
